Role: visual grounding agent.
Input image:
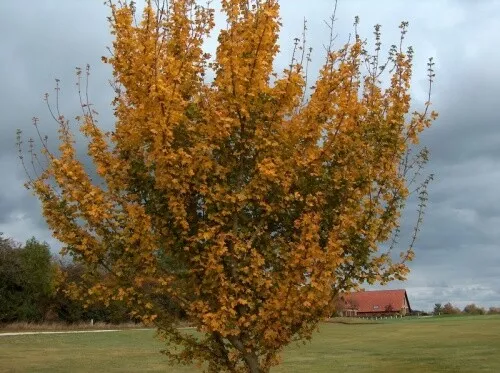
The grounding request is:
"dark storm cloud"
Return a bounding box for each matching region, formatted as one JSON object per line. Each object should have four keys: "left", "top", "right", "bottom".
{"left": 1, "top": 0, "right": 499, "bottom": 311}
{"left": 0, "top": 0, "right": 114, "bottom": 249}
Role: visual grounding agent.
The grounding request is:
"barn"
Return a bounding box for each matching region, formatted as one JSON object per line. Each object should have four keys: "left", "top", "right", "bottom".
{"left": 339, "top": 289, "right": 411, "bottom": 317}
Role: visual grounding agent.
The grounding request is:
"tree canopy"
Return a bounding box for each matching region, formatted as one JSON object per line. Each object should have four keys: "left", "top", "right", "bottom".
{"left": 0, "top": 236, "right": 53, "bottom": 322}
{"left": 20, "top": 1, "right": 436, "bottom": 372}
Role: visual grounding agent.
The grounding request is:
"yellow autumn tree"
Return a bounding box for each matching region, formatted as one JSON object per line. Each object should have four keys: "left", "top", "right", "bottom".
{"left": 20, "top": 1, "right": 437, "bottom": 372}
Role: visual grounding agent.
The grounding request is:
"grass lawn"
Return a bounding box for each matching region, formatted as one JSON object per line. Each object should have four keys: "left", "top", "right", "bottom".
{"left": 1, "top": 315, "right": 499, "bottom": 372}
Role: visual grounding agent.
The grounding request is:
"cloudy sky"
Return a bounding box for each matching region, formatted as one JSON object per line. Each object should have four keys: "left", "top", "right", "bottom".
{"left": 1, "top": 0, "right": 499, "bottom": 312}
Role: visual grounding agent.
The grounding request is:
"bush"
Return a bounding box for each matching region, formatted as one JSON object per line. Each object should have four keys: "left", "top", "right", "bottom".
{"left": 463, "top": 303, "right": 485, "bottom": 315}
{"left": 0, "top": 236, "right": 54, "bottom": 322}
{"left": 442, "top": 302, "right": 461, "bottom": 315}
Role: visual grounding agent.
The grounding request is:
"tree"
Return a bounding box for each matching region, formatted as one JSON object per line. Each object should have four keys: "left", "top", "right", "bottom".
{"left": 52, "top": 261, "right": 88, "bottom": 323}
{"left": 0, "top": 234, "right": 24, "bottom": 323}
{"left": 488, "top": 307, "right": 500, "bottom": 315}
{"left": 18, "top": 237, "right": 55, "bottom": 321}
{"left": 433, "top": 303, "right": 443, "bottom": 315}
{"left": 463, "top": 303, "right": 485, "bottom": 315}
{"left": 442, "top": 302, "right": 461, "bottom": 315}
{"left": 20, "top": 1, "right": 436, "bottom": 371}
{"left": 410, "top": 310, "right": 428, "bottom": 316}
{"left": 0, "top": 235, "right": 55, "bottom": 322}
{"left": 54, "top": 260, "right": 133, "bottom": 324}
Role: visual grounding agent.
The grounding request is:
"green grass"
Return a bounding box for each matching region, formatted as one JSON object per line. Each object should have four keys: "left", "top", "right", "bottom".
{"left": 1, "top": 315, "right": 499, "bottom": 372}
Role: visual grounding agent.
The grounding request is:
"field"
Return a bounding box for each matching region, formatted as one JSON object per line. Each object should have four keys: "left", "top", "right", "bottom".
{"left": 1, "top": 315, "right": 499, "bottom": 372}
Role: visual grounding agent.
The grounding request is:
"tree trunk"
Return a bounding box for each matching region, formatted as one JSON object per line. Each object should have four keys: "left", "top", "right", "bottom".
{"left": 242, "top": 352, "right": 261, "bottom": 373}
{"left": 227, "top": 336, "right": 262, "bottom": 373}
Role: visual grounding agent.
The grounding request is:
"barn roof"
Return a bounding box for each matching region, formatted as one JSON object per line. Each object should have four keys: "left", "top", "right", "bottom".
{"left": 345, "top": 289, "right": 411, "bottom": 313}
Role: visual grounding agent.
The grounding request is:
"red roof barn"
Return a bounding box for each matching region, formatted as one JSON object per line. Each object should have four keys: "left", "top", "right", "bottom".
{"left": 339, "top": 289, "right": 411, "bottom": 317}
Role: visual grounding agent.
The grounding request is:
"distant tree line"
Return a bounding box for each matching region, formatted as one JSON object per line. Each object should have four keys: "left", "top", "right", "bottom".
{"left": 0, "top": 233, "right": 136, "bottom": 324}
{"left": 433, "top": 302, "right": 500, "bottom": 316}
{"left": 3, "top": 232, "right": 499, "bottom": 324}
